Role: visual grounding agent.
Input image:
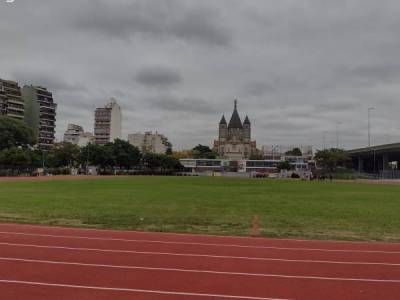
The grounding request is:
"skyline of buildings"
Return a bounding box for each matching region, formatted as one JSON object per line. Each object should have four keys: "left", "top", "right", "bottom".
{"left": 1, "top": 77, "right": 58, "bottom": 151}
{"left": 1, "top": 76, "right": 395, "bottom": 153}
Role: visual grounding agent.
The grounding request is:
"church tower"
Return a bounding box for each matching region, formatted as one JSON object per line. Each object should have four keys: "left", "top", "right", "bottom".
{"left": 213, "top": 99, "right": 257, "bottom": 159}
{"left": 219, "top": 115, "right": 227, "bottom": 142}
{"left": 243, "top": 115, "right": 251, "bottom": 143}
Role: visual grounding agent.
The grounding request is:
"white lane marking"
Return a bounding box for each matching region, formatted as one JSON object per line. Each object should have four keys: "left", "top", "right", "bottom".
{"left": 0, "top": 279, "right": 290, "bottom": 300}
{"left": 0, "top": 231, "right": 399, "bottom": 254}
{"left": 1, "top": 256, "right": 400, "bottom": 283}
{"left": 1, "top": 241, "right": 400, "bottom": 267}
{"left": 0, "top": 222, "right": 388, "bottom": 246}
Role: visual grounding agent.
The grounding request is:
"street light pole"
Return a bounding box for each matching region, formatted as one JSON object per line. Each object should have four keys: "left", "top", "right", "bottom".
{"left": 336, "top": 122, "right": 342, "bottom": 149}
{"left": 86, "top": 142, "right": 90, "bottom": 175}
{"left": 323, "top": 131, "right": 328, "bottom": 150}
{"left": 368, "top": 107, "right": 374, "bottom": 147}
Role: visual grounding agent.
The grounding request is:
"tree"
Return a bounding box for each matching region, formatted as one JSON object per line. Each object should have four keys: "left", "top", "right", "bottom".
{"left": 249, "top": 153, "right": 264, "bottom": 160}
{"left": 170, "top": 150, "right": 193, "bottom": 159}
{"left": 111, "top": 139, "right": 141, "bottom": 169}
{"left": 192, "top": 144, "right": 217, "bottom": 159}
{"left": 142, "top": 153, "right": 182, "bottom": 171}
{"left": 0, "top": 116, "right": 36, "bottom": 150}
{"left": 47, "top": 142, "right": 81, "bottom": 168}
{"left": 314, "top": 148, "right": 351, "bottom": 172}
{"left": 277, "top": 160, "right": 292, "bottom": 171}
{"left": 80, "top": 143, "right": 114, "bottom": 169}
{"left": 285, "top": 147, "right": 302, "bottom": 156}
{"left": 0, "top": 147, "right": 33, "bottom": 173}
{"left": 165, "top": 141, "right": 173, "bottom": 155}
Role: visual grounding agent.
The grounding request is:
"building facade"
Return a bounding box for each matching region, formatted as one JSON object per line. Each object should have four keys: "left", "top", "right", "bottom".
{"left": 94, "top": 98, "right": 122, "bottom": 145}
{"left": 63, "top": 123, "right": 95, "bottom": 146}
{"left": 0, "top": 79, "right": 24, "bottom": 120}
{"left": 22, "top": 85, "right": 57, "bottom": 150}
{"left": 213, "top": 100, "right": 257, "bottom": 159}
{"left": 261, "top": 145, "right": 313, "bottom": 160}
{"left": 180, "top": 157, "right": 311, "bottom": 175}
{"left": 128, "top": 131, "right": 171, "bottom": 154}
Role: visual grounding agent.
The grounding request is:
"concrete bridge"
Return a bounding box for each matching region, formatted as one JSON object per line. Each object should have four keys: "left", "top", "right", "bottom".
{"left": 348, "top": 143, "right": 400, "bottom": 174}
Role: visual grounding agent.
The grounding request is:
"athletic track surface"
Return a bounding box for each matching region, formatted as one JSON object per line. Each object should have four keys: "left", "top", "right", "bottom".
{"left": 0, "top": 223, "right": 399, "bottom": 299}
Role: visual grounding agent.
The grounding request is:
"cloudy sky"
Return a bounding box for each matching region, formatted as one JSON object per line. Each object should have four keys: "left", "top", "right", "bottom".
{"left": 1, "top": 0, "right": 400, "bottom": 150}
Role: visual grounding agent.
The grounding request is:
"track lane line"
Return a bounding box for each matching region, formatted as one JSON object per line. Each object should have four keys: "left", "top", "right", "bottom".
{"left": 1, "top": 231, "right": 399, "bottom": 254}
{"left": 1, "top": 222, "right": 394, "bottom": 246}
{"left": 2, "top": 256, "right": 400, "bottom": 283}
{"left": 1, "top": 242, "right": 400, "bottom": 267}
{"left": 0, "top": 279, "right": 290, "bottom": 300}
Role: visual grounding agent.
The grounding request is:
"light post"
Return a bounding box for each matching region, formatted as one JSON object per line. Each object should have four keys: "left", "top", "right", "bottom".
{"left": 86, "top": 142, "right": 91, "bottom": 175}
{"left": 336, "top": 122, "right": 342, "bottom": 149}
{"left": 368, "top": 107, "right": 374, "bottom": 147}
{"left": 323, "top": 131, "right": 328, "bottom": 150}
{"left": 41, "top": 150, "right": 47, "bottom": 176}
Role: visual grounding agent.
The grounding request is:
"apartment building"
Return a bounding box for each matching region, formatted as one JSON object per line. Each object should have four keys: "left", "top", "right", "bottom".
{"left": 94, "top": 98, "right": 122, "bottom": 145}
{"left": 63, "top": 123, "right": 95, "bottom": 146}
{"left": 22, "top": 85, "right": 57, "bottom": 150}
{"left": 0, "top": 79, "right": 24, "bottom": 120}
{"left": 128, "top": 131, "right": 171, "bottom": 154}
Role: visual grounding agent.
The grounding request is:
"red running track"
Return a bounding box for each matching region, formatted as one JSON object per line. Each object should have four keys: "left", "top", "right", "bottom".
{"left": 0, "top": 223, "right": 399, "bottom": 300}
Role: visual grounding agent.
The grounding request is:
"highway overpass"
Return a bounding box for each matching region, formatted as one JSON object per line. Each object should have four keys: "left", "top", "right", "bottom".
{"left": 348, "top": 143, "right": 400, "bottom": 174}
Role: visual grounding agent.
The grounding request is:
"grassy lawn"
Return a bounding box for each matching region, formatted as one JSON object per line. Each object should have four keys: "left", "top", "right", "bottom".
{"left": 0, "top": 176, "right": 399, "bottom": 241}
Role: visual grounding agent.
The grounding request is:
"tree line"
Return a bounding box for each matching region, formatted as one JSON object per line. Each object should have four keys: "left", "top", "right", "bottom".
{"left": 0, "top": 117, "right": 182, "bottom": 176}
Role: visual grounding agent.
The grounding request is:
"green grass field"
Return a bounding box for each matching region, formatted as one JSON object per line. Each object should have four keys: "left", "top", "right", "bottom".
{"left": 0, "top": 176, "right": 399, "bottom": 242}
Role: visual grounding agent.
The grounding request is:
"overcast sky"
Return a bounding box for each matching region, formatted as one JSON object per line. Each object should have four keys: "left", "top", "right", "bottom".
{"left": 1, "top": 0, "right": 400, "bottom": 150}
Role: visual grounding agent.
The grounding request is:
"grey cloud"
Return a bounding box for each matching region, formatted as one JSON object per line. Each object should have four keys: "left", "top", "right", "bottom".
{"left": 12, "top": 71, "right": 87, "bottom": 94}
{"left": 170, "top": 6, "right": 232, "bottom": 47}
{"left": 136, "top": 66, "right": 182, "bottom": 88}
{"left": 73, "top": 1, "right": 232, "bottom": 47}
{"left": 2, "top": 0, "right": 400, "bottom": 149}
{"left": 148, "top": 96, "right": 215, "bottom": 114}
{"left": 314, "top": 102, "right": 357, "bottom": 112}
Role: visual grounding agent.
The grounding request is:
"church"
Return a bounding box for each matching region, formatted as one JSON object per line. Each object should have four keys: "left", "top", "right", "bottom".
{"left": 213, "top": 100, "right": 257, "bottom": 159}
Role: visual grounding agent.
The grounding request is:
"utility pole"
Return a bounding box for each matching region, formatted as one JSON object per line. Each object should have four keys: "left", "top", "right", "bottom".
{"left": 336, "top": 122, "right": 342, "bottom": 149}
{"left": 323, "top": 131, "right": 328, "bottom": 149}
{"left": 368, "top": 107, "right": 374, "bottom": 147}
{"left": 86, "top": 143, "right": 90, "bottom": 175}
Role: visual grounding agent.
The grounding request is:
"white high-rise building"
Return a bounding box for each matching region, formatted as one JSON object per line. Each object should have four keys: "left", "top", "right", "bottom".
{"left": 128, "top": 132, "right": 171, "bottom": 154}
{"left": 64, "top": 124, "right": 95, "bottom": 146}
{"left": 94, "top": 98, "right": 122, "bottom": 145}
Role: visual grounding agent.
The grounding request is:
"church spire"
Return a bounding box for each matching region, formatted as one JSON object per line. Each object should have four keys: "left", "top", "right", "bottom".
{"left": 219, "top": 115, "right": 227, "bottom": 125}
{"left": 228, "top": 99, "right": 243, "bottom": 129}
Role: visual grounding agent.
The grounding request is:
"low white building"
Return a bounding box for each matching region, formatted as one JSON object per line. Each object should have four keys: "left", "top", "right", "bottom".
{"left": 128, "top": 131, "right": 171, "bottom": 154}
{"left": 64, "top": 124, "right": 95, "bottom": 146}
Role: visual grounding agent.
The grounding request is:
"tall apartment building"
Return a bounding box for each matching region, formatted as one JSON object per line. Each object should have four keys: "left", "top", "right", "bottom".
{"left": 94, "top": 98, "right": 122, "bottom": 145}
{"left": 0, "top": 79, "right": 24, "bottom": 120}
{"left": 22, "top": 85, "right": 57, "bottom": 150}
{"left": 128, "top": 131, "right": 171, "bottom": 154}
{"left": 63, "top": 124, "right": 95, "bottom": 146}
